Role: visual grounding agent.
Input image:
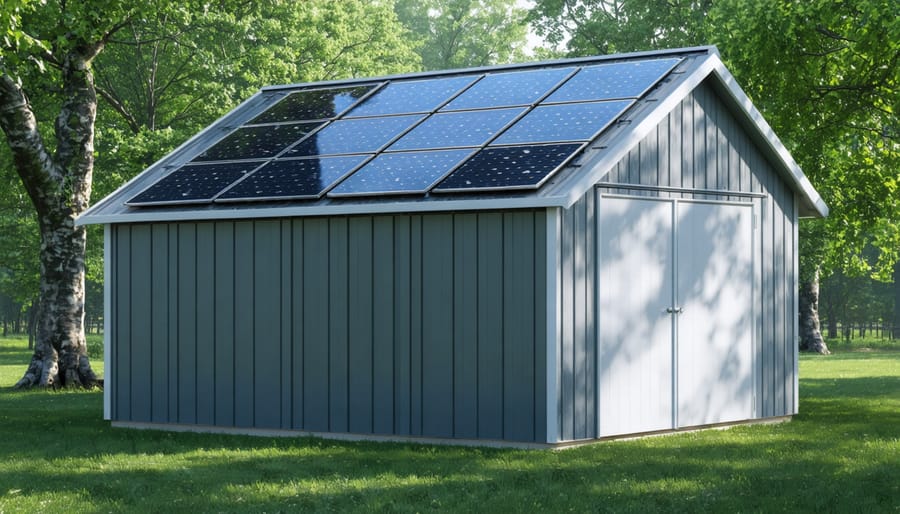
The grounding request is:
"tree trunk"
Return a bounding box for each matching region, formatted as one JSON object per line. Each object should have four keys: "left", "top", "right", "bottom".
{"left": 0, "top": 47, "right": 104, "bottom": 388}
{"left": 893, "top": 261, "right": 900, "bottom": 340}
{"left": 799, "top": 268, "right": 830, "bottom": 354}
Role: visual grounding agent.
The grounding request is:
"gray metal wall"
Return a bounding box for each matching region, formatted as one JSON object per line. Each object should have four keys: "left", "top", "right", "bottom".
{"left": 558, "top": 79, "right": 798, "bottom": 440}
{"left": 110, "top": 211, "right": 548, "bottom": 443}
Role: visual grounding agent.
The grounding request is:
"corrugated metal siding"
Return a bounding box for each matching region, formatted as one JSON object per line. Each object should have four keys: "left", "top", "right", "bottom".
{"left": 559, "top": 79, "right": 798, "bottom": 440}
{"left": 558, "top": 193, "right": 597, "bottom": 441}
{"left": 110, "top": 211, "right": 548, "bottom": 443}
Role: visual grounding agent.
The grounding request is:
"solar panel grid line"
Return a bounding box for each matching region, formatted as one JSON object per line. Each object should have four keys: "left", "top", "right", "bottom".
{"left": 385, "top": 106, "right": 528, "bottom": 152}
{"left": 439, "top": 66, "right": 578, "bottom": 111}
{"left": 247, "top": 83, "right": 385, "bottom": 124}
{"left": 282, "top": 114, "right": 427, "bottom": 158}
{"left": 490, "top": 99, "right": 636, "bottom": 146}
{"left": 543, "top": 58, "right": 682, "bottom": 104}
{"left": 190, "top": 121, "right": 324, "bottom": 162}
{"left": 413, "top": 67, "right": 578, "bottom": 154}
{"left": 342, "top": 74, "right": 484, "bottom": 118}
{"left": 213, "top": 154, "right": 375, "bottom": 203}
{"left": 326, "top": 149, "right": 475, "bottom": 198}
{"left": 125, "top": 160, "right": 269, "bottom": 207}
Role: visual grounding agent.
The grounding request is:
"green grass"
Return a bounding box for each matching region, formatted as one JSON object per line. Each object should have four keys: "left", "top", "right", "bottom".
{"left": 0, "top": 338, "right": 897, "bottom": 513}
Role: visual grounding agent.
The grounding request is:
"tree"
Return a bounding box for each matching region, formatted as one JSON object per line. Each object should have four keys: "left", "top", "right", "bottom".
{"left": 530, "top": 0, "right": 899, "bottom": 353}
{"left": 0, "top": 0, "right": 419, "bottom": 388}
{"left": 395, "top": 0, "right": 528, "bottom": 70}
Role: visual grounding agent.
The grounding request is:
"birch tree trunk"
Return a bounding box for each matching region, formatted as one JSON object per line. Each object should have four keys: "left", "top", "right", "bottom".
{"left": 0, "top": 47, "right": 102, "bottom": 388}
{"left": 799, "top": 267, "right": 830, "bottom": 354}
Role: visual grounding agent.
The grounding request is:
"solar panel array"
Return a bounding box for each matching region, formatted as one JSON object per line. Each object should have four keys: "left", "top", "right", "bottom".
{"left": 127, "top": 57, "right": 681, "bottom": 206}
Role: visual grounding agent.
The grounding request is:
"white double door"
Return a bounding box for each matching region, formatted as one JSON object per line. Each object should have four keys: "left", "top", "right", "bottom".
{"left": 598, "top": 195, "right": 755, "bottom": 437}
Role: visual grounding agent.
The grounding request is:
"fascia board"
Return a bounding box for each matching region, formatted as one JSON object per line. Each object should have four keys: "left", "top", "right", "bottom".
{"left": 75, "top": 194, "right": 569, "bottom": 226}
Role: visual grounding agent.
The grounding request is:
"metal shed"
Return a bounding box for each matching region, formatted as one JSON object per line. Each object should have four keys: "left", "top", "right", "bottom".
{"left": 79, "top": 46, "right": 827, "bottom": 447}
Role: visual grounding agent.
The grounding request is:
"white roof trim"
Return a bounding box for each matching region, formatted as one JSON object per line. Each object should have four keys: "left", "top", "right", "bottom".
{"left": 78, "top": 47, "right": 827, "bottom": 225}
{"left": 707, "top": 58, "right": 828, "bottom": 217}
{"left": 77, "top": 195, "right": 569, "bottom": 225}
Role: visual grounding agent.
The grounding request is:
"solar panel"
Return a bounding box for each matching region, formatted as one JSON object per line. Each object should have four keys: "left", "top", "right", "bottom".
{"left": 345, "top": 76, "right": 477, "bottom": 117}
{"left": 192, "top": 122, "right": 321, "bottom": 162}
{"left": 492, "top": 100, "right": 633, "bottom": 145}
{"left": 127, "top": 161, "right": 263, "bottom": 206}
{"left": 388, "top": 107, "right": 525, "bottom": 151}
{"left": 433, "top": 143, "right": 582, "bottom": 192}
{"left": 217, "top": 155, "right": 369, "bottom": 202}
{"left": 249, "top": 85, "right": 377, "bottom": 124}
{"left": 545, "top": 58, "right": 681, "bottom": 103}
{"left": 128, "top": 55, "right": 685, "bottom": 207}
{"left": 441, "top": 67, "right": 575, "bottom": 111}
{"left": 284, "top": 115, "right": 424, "bottom": 157}
{"left": 328, "top": 149, "right": 473, "bottom": 197}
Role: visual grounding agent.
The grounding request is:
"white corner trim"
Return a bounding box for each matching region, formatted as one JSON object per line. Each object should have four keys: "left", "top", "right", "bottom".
{"left": 545, "top": 207, "right": 561, "bottom": 443}
{"left": 103, "top": 224, "right": 112, "bottom": 420}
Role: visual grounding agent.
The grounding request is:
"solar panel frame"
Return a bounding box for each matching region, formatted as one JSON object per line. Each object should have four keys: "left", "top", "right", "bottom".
{"left": 490, "top": 99, "right": 635, "bottom": 146}
{"left": 246, "top": 83, "right": 385, "bottom": 124}
{"left": 431, "top": 142, "right": 587, "bottom": 193}
{"left": 214, "top": 155, "right": 372, "bottom": 203}
{"left": 190, "top": 122, "right": 323, "bottom": 162}
{"left": 327, "top": 148, "right": 475, "bottom": 198}
{"left": 343, "top": 75, "right": 481, "bottom": 118}
{"left": 282, "top": 114, "right": 427, "bottom": 158}
{"left": 386, "top": 107, "right": 527, "bottom": 152}
{"left": 543, "top": 58, "right": 682, "bottom": 104}
{"left": 440, "top": 67, "right": 578, "bottom": 111}
{"left": 125, "top": 160, "right": 267, "bottom": 207}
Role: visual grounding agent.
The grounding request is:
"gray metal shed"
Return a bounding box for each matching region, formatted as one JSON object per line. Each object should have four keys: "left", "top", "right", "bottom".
{"left": 79, "top": 46, "right": 827, "bottom": 447}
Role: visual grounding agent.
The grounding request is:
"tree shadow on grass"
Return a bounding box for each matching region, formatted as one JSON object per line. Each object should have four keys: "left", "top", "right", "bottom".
{"left": 0, "top": 356, "right": 896, "bottom": 512}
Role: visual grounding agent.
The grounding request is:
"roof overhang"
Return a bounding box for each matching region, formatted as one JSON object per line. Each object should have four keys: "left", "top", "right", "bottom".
{"left": 77, "top": 47, "right": 827, "bottom": 226}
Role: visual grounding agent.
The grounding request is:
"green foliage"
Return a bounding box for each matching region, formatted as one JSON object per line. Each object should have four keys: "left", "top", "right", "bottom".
{"left": 528, "top": 0, "right": 711, "bottom": 55}
{"left": 0, "top": 336, "right": 897, "bottom": 512}
{"left": 396, "top": 0, "right": 529, "bottom": 70}
{"left": 2, "top": 1, "right": 421, "bottom": 320}
{"left": 529, "top": 0, "right": 900, "bottom": 283}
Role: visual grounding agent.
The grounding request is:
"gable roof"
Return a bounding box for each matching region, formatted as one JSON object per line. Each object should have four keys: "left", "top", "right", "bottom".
{"left": 78, "top": 46, "right": 827, "bottom": 226}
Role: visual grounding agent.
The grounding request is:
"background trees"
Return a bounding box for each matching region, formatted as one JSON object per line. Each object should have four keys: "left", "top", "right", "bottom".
{"left": 530, "top": 0, "right": 899, "bottom": 351}
{"left": 0, "top": 0, "right": 894, "bottom": 378}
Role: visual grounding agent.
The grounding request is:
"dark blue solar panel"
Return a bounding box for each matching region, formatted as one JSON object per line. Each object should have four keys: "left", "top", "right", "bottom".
{"left": 545, "top": 58, "right": 681, "bottom": 103}
{"left": 127, "top": 161, "right": 262, "bottom": 205}
{"left": 434, "top": 144, "right": 582, "bottom": 191}
{"left": 249, "top": 85, "right": 376, "bottom": 124}
{"left": 328, "top": 149, "right": 473, "bottom": 197}
{"left": 388, "top": 107, "right": 524, "bottom": 151}
{"left": 192, "top": 122, "right": 321, "bottom": 162}
{"left": 492, "top": 100, "right": 633, "bottom": 145}
{"left": 441, "top": 67, "right": 575, "bottom": 111}
{"left": 346, "top": 76, "right": 477, "bottom": 117}
{"left": 216, "top": 156, "right": 369, "bottom": 201}
{"left": 285, "top": 115, "right": 424, "bottom": 157}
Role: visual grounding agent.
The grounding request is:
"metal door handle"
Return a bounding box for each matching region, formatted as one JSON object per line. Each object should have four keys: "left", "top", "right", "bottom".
{"left": 666, "top": 307, "right": 683, "bottom": 314}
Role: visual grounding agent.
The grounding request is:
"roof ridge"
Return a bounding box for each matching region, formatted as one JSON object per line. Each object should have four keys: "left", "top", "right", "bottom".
{"left": 260, "top": 46, "right": 718, "bottom": 93}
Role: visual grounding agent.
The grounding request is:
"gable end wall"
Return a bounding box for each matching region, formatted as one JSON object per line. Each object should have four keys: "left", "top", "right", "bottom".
{"left": 557, "top": 80, "right": 798, "bottom": 441}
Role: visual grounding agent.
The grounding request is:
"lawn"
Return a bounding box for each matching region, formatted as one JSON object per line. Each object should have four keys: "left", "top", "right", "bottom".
{"left": 0, "top": 336, "right": 897, "bottom": 513}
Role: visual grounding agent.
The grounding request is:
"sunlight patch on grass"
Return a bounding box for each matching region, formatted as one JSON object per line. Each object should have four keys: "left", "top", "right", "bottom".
{"left": 0, "top": 336, "right": 897, "bottom": 512}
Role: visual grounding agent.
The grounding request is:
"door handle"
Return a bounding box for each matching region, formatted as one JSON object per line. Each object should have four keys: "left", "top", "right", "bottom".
{"left": 666, "top": 307, "right": 683, "bottom": 314}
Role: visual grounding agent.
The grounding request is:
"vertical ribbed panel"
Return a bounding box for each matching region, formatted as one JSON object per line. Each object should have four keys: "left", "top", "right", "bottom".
{"left": 110, "top": 211, "right": 547, "bottom": 443}
{"left": 565, "top": 79, "right": 800, "bottom": 439}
